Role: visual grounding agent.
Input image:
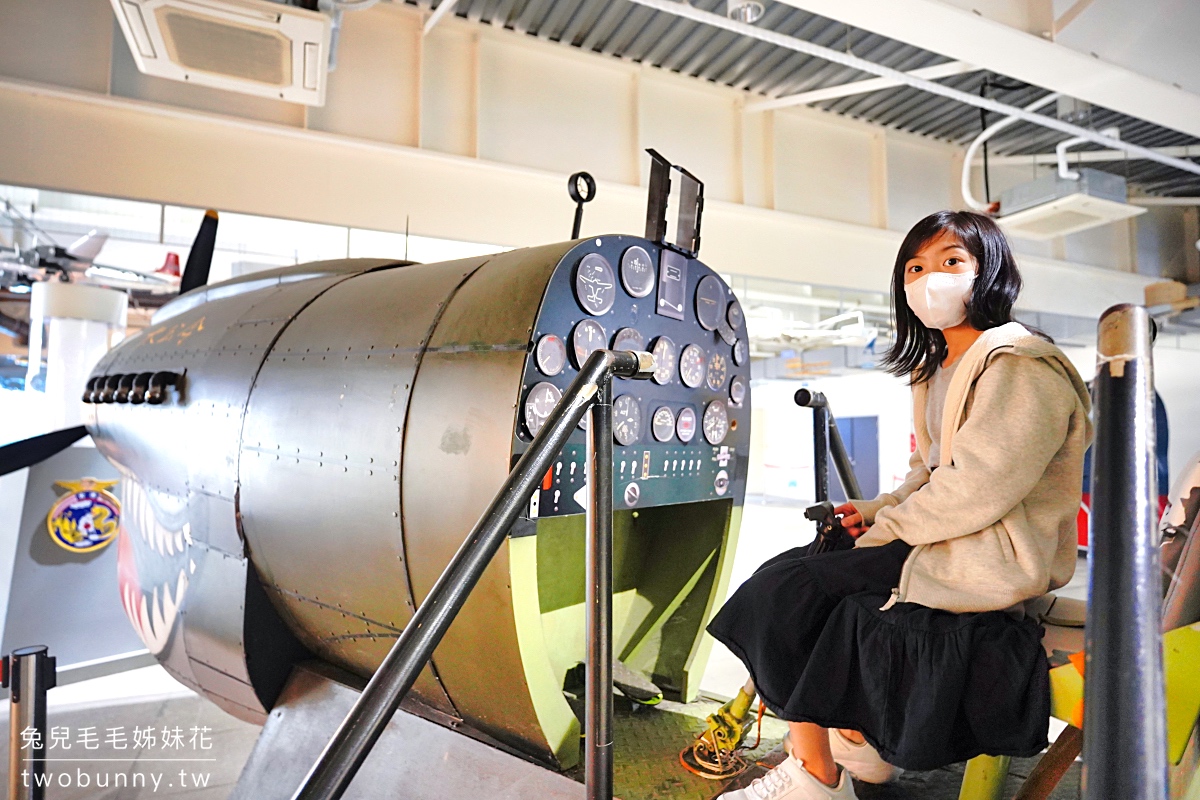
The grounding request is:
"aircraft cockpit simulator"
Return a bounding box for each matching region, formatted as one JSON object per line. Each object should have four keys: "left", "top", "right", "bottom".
{"left": 80, "top": 153, "right": 752, "bottom": 793}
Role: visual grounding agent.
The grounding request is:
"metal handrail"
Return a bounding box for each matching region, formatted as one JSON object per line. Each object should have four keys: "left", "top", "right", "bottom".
{"left": 794, "top": 388, "right": 862, "bottom": 501}
{"left": 290, "top": 348, "right": 654, "bottom": 800}
{"left": 1084, "top": 304, "right": 1167, "bottom": 800}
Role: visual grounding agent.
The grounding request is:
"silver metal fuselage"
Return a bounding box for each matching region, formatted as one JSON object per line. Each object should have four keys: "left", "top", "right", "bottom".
{"left": 85, "top": 237, "right": 750, "bottom": 768}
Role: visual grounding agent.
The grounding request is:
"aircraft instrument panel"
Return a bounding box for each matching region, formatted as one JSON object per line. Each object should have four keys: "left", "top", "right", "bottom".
{"left": 513, "top": 235, "right": 750, "bottom": 518}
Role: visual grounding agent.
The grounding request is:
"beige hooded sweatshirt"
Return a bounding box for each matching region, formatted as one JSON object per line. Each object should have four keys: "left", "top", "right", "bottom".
{"left": 853, "top": 322, "right": 1093, "bottom": 614}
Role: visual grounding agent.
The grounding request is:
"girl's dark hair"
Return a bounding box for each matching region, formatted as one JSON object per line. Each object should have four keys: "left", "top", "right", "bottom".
{"left": 881, "top": 210, "right": 1025, "bottom": 385}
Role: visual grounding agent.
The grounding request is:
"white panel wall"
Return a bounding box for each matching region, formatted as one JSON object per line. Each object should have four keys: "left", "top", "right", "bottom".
{"left": 637, "top": 74, "right": 742, "bottom": 203}
{"left": 0, "top": 0, "right": 112, "bottom": 93}
{"left": 0, "top": 0, "right": 1169, "bottom": 318}
{"left": 307, "top": 5, "right": 422, "bottom": 146}
{"left": 886, "top": 135, "right": 958, "bottom": 233}
{"left": 773, "top": 110, "right": 878, "bottom": 227}
{"left": 476, "top": 36, "right": 638, "bottom": 184}
{"left": 421, "top": 25, "right": 478, "bottom": 157}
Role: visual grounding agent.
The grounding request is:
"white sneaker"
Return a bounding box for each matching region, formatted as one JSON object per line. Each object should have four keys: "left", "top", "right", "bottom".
{"left": 782, "top": 729, "right": 903, "bottom": 784}
{"left": 717, "top": 755, "right": 858, "bottom": 800}
{"left": 827, "top": 729, "right": 903, "bottom": 784}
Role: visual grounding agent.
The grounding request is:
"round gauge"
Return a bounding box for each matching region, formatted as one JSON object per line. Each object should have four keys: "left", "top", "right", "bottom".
{"left": 651, "top": 336, "right": 677, "bottom": 385}
{"left": 733, "top": 338, "right": 748, "bottom": 366}
{"left": 676, "top": 407, "right": 697, "bottom": 444}
{"left": 727, "top": 299, "right": 744, "bottom": 331}
{"left": 717, "top": 318, "right": 737, "bottom": 346}
{"left": 572, "top": 319, "right": 607, "bottom": 369}
{"left": 706, "top": 352, "right": 728, "bottom": 391}
{"left": 730, "top": 374, "right": 747, "bottom": 407}
{"left": 703, "top": 400, "right": 730, "bottom": 445}
{"left": 613, "top": 395, "right": 642, "bottom": 446}
{"left": 695, "top": 275, "right": 725, "bottom": 331}
{"left": 524, "top": 382, "right": 562, "bottom": 438}
{"left": 651, "top": 406, "right": 676, "bottom": 443}
{"left": 612, "top": 327, "right": 645, "bottom": 352}
{"left": 680, "top": 344, "right": 706, "bottom": 388}
{"left": 574, "top": 253, "right": 616, "bottom": 316}
{"left": 620, "top": 245, "right": 655, "bottom": 299}
{"left": 535, "top": 334, "right": 567, "bottom": 376}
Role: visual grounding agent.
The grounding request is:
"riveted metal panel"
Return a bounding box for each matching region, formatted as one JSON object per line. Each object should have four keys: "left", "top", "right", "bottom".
{"left": 260, "top": 593, "right": 451, "bottom": 716}
{"left": 89, "top": 261, "right": 390, "bottom": 724}
{"left": 402, "top": 241, "right": 575, "bottom": 760}
{"left": 181, "top": 541, "right": 251, "bottom": 683}
{"left": 239, "top": 256, "right": 491, "bottom": 715}
{"left": 188, "top": 659, "right": 267, "bottom": 725}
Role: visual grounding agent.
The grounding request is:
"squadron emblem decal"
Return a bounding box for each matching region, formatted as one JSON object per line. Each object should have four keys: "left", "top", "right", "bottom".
{"left": 46, "top": 478, "right": 121, "bottom": 553}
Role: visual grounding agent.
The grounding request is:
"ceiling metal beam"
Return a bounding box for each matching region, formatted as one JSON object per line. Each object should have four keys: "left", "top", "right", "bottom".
{"left": 746, "top": 60, "right": 980, "bottom": 113}
{"left": 628, "top": 0, "right": 1200, "bottom": 179}
{"left": 763, "top": 0, "right": 1200, "bottom": 140}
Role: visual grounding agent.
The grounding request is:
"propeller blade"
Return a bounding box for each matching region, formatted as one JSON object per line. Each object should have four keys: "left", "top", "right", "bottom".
{"left": 66, "top": 230, "right": 108, "bottom": 262}
{"left": 0, "top": 426, "right": 88, "bottom": 478}
{"left": 179, "top": 210, "right": 218, "bottom": 295}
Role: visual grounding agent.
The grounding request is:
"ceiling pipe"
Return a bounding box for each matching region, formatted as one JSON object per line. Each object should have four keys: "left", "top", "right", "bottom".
{"left": 980, "top": 144, "right": 1200, "bottom": 168}
{"left": 961, "top": 93, "right": 1060, "bottom": 211}
{"left": 423, "top": 0, "right": 461, "bottom": 34}
{"left": 1130, "top": 197, "right": 1200, "bottom": 206}
{"left": 746, "top": 60, "right": 980, "bottom": 113}
{"left": 1057, "top": 126, "right": 1120, "bottom": 180}
{"left": 627, "top": 0, "right": 1200, "bottom": 181}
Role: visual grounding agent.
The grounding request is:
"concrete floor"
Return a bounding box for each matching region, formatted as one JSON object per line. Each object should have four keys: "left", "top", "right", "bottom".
{"left": 0, "top": 674, "right": 1080, "bottom": 800}
{"left": 0, "top": 673, "right": 261, "bottom": 799}
{"left": 0, "top": 495, "right": 1088, "bottom": 799}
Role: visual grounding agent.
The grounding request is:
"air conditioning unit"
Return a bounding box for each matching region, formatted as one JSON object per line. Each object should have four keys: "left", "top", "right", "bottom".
{"left": 996, "top": 168, "right": 1146, "bottom": 241}
{"left": 110, "top": 0, "right": 332, "bottom": 106}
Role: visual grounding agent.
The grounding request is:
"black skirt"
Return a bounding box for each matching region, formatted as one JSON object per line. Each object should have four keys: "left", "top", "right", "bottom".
{"left": 706, "top": 541, "right": 1051, "bottom": 770}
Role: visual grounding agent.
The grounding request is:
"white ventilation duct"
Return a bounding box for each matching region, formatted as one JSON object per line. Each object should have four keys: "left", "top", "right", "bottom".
{"left": 111, "top": 0, "right": 333, "bottom": 105}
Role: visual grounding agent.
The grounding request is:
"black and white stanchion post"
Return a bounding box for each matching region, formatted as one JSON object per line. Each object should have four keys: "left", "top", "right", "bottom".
{"left": 1084, "top": 304, "right": 1167, "bottom": 800}
{"left": 5, "top": 646, "right": 56, "bottom": 800}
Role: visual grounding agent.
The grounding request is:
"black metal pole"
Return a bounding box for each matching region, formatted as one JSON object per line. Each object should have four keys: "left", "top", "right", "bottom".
{"left": 1084, "top": 303, "right": 1167, "bottom": 800}
{"left": 6, "top": 646, "right": 56, "bottom": 800}
{"left": 290, "top": 350, "right": 647, "bottom": 800}
{"left": 586, "top": 377, "right": 614, "bottom": 800}
{"left": 572, "top": 205, "right": 585, "bottom": 239}
{"left": 795, "top": 388, "right": 861, "bottom": 500}
{"left": 825, "top": 416, "right": 862, "bottom": 500}
{"left": 812, "top": 405, "right": 829, "bottom": 502}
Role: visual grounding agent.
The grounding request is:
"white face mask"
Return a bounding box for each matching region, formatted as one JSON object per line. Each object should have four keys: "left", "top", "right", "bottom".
{"left": 904, "top": 271, "right": 974, "bottom": 330}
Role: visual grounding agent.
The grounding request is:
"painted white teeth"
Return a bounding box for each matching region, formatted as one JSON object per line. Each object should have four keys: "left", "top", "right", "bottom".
{"left": 120, "top": 569, "right": 188, "bottom": 655}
